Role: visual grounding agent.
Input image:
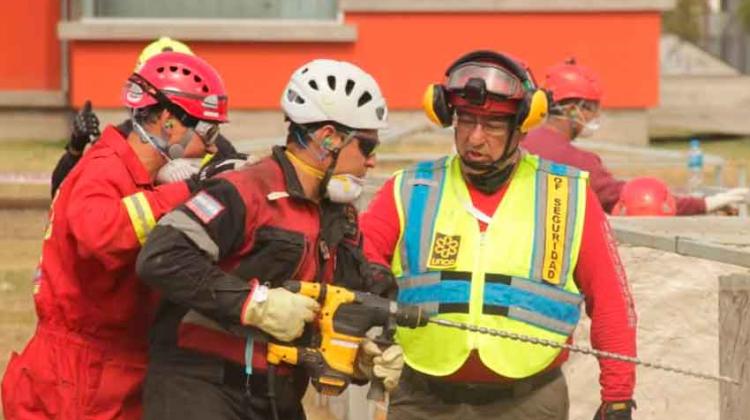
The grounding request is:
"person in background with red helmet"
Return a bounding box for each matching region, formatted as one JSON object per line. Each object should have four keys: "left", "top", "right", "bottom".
{"left": 612, "top": 177, "right": 678, "bottom": 216}
{"left": 523, "top": 58, "right": 748, "bottom": 216}
{"left": 362, "top": 50, "right": 637, "bottom": 420}
{"left": 1, "top": 51, "right": 229, "bottom": 420}
{"left": 50, "top": 37, "right": 245, "bottom": 197}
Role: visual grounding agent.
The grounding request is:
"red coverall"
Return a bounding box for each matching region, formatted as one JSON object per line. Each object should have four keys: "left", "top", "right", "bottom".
{"left": 361, "top": 175, "right": 638, "bottom": 402}
{"left": 522, "top": 126, "right": 706, "bottom": 215}
{"left": 2, "top": 126, "right": 190, "bottom": 419}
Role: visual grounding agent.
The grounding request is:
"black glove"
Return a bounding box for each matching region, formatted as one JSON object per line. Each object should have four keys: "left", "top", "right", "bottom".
{"left": 69, "top": 100, "right": 101, "bottom": 153}
{"left": 197, "top": 152, "right": 252, "bottom": 181}
{"left": 592, "top": 400, "right": 636, "bottom": 420}
{"left": 186, "top": 152, "right": 255, "bottom": 193}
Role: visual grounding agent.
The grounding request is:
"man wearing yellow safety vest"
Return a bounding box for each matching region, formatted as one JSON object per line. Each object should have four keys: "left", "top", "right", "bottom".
{"left": 50, "top": 37, "right": 246, "bottom": 197}
{"left": 1, "top": 51, "right": 229, "bottom": 419}
{"left": 361, "top": 50, "right": 638, "bottom": 420}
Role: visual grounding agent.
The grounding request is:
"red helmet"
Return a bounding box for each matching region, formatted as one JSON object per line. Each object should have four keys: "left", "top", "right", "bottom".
{"left": 122, "top": 51, "right": 228, "bottom": 123}
{"left": 612, "top": 177, "right": 677, "bottom": 216}
{"left": 543, "top": 57, "right": 602, "bottom": 103}
{"left": 445, "top": 51, "right": 532, "bottom": 116}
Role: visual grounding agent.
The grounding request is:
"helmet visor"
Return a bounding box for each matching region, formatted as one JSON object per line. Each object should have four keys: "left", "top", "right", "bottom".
{"left": 446, "top": 63, "right": 525, "bottom": 100}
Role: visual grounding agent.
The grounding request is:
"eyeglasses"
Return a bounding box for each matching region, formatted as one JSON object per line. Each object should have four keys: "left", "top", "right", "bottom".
{"left": 454, "top": 112, "right": 510, "bottom": 137}
{"left": 192, "top": 120, "right": 220, "bottom": 146}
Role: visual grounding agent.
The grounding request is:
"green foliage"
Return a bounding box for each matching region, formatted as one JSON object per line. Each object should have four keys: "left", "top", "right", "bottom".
{"left": 663, "top": 0, "right": 707, "bottom": 43}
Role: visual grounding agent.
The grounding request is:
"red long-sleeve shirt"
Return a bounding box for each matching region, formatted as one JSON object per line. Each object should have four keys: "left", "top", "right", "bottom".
{"left": 523, "top": 126, "right": 706, "bottom": 215}
{"left": 361, "top": 172, "right": 637, "bottom": 402}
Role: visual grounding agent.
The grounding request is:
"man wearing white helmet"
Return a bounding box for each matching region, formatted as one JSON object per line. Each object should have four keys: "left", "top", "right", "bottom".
{"left": 135, "top": 59, "right": 398, "bottom": 420}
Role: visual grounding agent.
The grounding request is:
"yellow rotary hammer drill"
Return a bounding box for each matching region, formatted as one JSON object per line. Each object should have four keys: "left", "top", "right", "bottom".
{"left": 266, "top": 281, "right": 426, "bottom": 398}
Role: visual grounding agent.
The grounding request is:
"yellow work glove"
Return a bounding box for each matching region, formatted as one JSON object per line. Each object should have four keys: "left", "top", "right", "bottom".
{"left": 240, "top": 282, "right": 319, "bottom": 342}
{"left": 356, "top": 339, "right": 404, "bottom": 392}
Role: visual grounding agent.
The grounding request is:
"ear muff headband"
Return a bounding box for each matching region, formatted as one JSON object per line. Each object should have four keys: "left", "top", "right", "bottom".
{"left": 423, "top": 50, "right": 548, "bottom": 133}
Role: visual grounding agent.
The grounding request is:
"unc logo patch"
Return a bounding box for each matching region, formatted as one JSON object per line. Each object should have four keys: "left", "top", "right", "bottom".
{"left": 428, "top": 233, "right": 461, "bottom": 268}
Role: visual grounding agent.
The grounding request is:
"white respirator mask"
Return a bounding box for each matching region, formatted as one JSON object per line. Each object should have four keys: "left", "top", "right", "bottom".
{"left": 325, "top": 173, "right": 365, "bottom": 203}
{"left": 578, "top": 117, "right": 601, "bottom": 138}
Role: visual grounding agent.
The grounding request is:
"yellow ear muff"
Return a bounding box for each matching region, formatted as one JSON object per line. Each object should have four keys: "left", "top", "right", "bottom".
{"left": 519, "top": 89, "right": 549, "bottom": 133}
{"left": 422, "top": 84, "right": 454, "bottom": 128}
{"left": 422, "top": 84, "right": 442, "bottom": 126}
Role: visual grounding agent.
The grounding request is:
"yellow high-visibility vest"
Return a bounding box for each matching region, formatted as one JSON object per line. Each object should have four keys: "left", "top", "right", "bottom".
{"left": 391, "top": 154, "right": 588, "bottom": 378}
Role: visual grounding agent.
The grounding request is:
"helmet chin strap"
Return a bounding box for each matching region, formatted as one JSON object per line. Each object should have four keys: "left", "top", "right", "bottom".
{"left": 293, "top": 125, "right": 347, "bottom": 201}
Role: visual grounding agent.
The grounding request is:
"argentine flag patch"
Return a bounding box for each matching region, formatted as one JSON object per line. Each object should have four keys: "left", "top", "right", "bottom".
{"left": 185, "top": 191, "right": 225, "bottom": 224}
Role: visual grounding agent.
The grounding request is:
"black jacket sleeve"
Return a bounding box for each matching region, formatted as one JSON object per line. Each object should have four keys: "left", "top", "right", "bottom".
{"left": 50, "top": 151, "right": 82, "bottom": 197}
{"left": 135, "top": 178, "right": 252, "bottom": 324}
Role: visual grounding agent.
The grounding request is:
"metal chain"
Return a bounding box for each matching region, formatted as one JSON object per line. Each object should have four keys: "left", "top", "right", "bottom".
{"left": 428, "top": 318, "right": 740, "bottom": 385}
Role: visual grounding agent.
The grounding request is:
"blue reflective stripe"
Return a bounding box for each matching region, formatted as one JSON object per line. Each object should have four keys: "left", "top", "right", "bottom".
{"left": 423, "top": 159, "right": 447, "bottom": 268}
{"left": 484, "top": 283, "right": 580, "bottom": 326}
{"left": 404, "top": 161, "right": 435, "bottom": 275}
{"left": 398, "top": 280, "right": 471, "bottom": 305}
{"left": 549, "top": 162, "right": 570, "bottom": 176}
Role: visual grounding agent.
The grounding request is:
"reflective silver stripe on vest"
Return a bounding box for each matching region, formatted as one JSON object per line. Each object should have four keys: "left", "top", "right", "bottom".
{"left": 560, "top": 169, "right": 580, "bottom": 285}
{"left": 398, "top": 157, "right": 449, "bottom": 277}
{"left": 530, "top": 169, "right": 548, "bottom": 280}
{"left": 400, "top": 271, "right": 441, "bottom": 289}
{"left": 508, "top": 306, "right": 576, "bottom": 335}
{"left": 510, "top": 276, "right": 583, "bottom": 306}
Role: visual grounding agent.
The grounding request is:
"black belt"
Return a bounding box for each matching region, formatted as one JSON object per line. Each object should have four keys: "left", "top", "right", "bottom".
{"left": 409, "top": 366, "right": 562, "bottom": 405}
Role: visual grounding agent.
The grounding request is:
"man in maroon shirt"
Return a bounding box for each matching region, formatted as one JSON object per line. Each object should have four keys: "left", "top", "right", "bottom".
{"left": 523, "top": 58, "right": 748, "bottom": 215}
{"left": 362, "top": 50, "right": 637, "bottom": 420}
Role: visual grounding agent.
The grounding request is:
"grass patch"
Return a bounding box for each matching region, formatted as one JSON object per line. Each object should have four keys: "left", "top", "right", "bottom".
{"left": 0, "top": 140, "right": 65, "bottom": 173}
{"left": 0, "top": 210, "right": 46, "bottom": 414}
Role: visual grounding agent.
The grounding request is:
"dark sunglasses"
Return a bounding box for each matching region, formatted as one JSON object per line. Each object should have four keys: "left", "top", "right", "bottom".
{"left": 352, "top": 134, "right": 380, "bottom": 158}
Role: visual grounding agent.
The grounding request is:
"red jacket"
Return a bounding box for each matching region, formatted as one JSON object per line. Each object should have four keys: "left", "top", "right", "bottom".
{"left": 361, "top": 170, "right": 637, "bottom": 402}
{"left": 522, "top": 126, "right": 706, "bottom": 215}
{"left": 136, "top": 147, "right": 377, "bottom": 373}
{"left": 34, "top": 125, "right": 191, "bottom": 350}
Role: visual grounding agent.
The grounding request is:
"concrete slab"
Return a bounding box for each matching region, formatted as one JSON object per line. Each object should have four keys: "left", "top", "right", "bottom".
{"left": 610, "top": 216, "right": 750, "bottom": 268}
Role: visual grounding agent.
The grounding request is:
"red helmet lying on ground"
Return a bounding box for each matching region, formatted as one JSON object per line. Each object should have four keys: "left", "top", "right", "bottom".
{"left": 612, "top": 177, "right": 677, "bottom": 216}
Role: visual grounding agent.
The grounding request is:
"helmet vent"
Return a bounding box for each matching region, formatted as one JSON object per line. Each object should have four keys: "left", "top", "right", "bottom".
{"left": 194, "top": 75, "right": 202, "bottom": 83}
{"left": 301, "top": 67, "right": 309, "bottom": 74}
{"left": 327, "top": 76, "right": 336, "bottom": 90}
{"left": 376, "top": 106, "right": 385, "bottom": 120}
{"left": 170, "top": 66, "right": 178, "bottom": 72}
{"left": 156, "top": 67, "right": 165, "bottom": 73}
{"left": 182, "top": 68, "right": 191, "bottom": 76}
{"left": 357, "top": 91, "right": 372, "bottom": 107}
{"left": 287, "top": 89, "right": 305, "bottom": 104}
{"left": 202, "top": 85, "right": 209, "bottom": 93}
{"left": 345, "top": 79, "right": 355, "bottom": 96}
{"left": 308, "top": 80, "right": 318, "bottom": 90}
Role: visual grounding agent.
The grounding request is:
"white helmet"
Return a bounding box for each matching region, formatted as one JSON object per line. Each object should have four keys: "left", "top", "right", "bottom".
{"left": 281, "top": 59, "right": 388, "bottom": 130}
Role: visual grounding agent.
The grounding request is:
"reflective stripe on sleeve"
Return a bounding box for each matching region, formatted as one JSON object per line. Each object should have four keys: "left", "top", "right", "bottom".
{"left": 122, "top": 192, "right": 157, "bottom": 245}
